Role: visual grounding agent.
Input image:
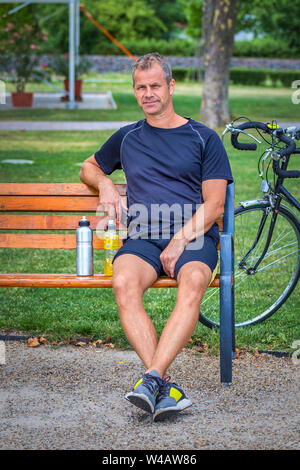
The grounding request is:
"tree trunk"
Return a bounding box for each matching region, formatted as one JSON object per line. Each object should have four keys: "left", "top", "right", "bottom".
{"left": 200, "top": 0, "right": 239, "bottom": 129}
{"left": 202, "top": 0, "right": 216, "bottom": 66}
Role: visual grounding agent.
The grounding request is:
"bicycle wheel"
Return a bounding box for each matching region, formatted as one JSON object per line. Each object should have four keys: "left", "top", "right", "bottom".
{"left": 199, "top": 203, "right": 300, "bottom": 328}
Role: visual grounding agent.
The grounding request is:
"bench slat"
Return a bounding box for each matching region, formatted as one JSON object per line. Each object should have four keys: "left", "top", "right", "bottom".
{"left": 0, "top": 233, "right": 220, "bottom": 250}
{"left": 0, "top": 214, "right": 107, "bottom": 230}
{"left": 0, "top": 273, "right": 220, "bottom": 288}
{"left": 0, "top": 212, "right": 222, "bottom": 231}
{"left": 0, "top": 196, "right": 100, "bottom": 212}
{"left": 0, "top": 233, "right": 124, "bottom": 249}
{"left": 0, "top": 183, "right": 126, "bottom": 196}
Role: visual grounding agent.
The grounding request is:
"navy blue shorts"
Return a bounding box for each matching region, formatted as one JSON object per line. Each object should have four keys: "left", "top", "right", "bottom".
{"left": 113, "top": 235, "right": 218, "bottom": 280}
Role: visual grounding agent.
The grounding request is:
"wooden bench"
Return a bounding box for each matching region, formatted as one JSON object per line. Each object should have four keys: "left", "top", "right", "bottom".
{"left": 0, "top": 182, "right": 235, "bottom": 384}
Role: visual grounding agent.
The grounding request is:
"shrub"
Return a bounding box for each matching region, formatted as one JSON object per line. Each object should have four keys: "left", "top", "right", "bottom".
{"left": 229, "top": 68, "right": 299, "bottom": 87}
{"left": 233, "top": 36, "right": 300, "bottom": 59}
{"left": 170, "top": 66, "right": 299, "bottom": 88}
{"left": 94, "top": 37, "right": 196, "bottom": 57}
{"left": 229, "top": 68, "right": 267, "bottom": 86}
{"left": 172, "top": 67, "right": 204, "bottom": 81}
{"left": 268, "top": 70, "right": 300, "bottom": 87}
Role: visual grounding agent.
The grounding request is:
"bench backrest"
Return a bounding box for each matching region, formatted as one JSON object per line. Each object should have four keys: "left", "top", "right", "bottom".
{"left": 0, "top": 183, "right": 230, "bottom": 250}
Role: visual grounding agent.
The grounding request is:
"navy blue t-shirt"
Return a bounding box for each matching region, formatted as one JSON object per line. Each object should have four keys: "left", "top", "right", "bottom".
{"left": 94, "top": 118, "right": 233, "bottom": 243}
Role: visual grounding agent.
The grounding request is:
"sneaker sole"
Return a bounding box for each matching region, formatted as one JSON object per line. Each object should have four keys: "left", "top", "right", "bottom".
{"left": 125, "top": 392, "right": 154, "bottom": 414}
{"left": 153, "top": 399, "right": 193, "bottom": 422}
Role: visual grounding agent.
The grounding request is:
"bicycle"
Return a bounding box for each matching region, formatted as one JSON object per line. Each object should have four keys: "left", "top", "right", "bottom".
{"left": 199, "top": 118, "right": 300, "bottom": 328}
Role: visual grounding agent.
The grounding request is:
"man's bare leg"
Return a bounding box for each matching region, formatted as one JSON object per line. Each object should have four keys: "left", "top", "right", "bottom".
{"left": 146, "top": 261, "right": 212, "bottom": 378}
{"left": 112, "top": 254, "right": 158, "bottom": 370}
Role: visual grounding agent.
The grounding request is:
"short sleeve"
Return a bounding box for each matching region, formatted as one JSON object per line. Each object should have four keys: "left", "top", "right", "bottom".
{"left": 94, "top": 129, "right": 124, "bottom": 175}
{"left": 202, "top": 131, "right": 233, "bottom": 184}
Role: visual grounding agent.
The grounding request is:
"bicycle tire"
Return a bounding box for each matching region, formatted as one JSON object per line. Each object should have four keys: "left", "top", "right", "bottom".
{"left": 199, "top": 203, "right": 300, "bottom": 328}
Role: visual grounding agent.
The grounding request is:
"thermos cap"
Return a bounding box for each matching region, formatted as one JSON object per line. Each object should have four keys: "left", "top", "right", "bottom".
{"left": 79, "top": 216, "right": 90, "bottom": 227}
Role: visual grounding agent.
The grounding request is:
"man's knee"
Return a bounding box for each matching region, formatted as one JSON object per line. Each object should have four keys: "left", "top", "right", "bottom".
{"left": 189, "top": 268, "right": 209, "bottom": 290}
{"left": 177, "top": 263, "right": 211, "bottom": 302}
{"left": 112, "top": 271, "right": 133, "bottom": 294}
{"left": 112, "top": 271, "right": 143, "bottom": 303}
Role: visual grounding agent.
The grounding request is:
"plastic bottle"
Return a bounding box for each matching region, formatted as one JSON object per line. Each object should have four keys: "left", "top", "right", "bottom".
{"left": 76, "top": 216, "right": 94, "bottom": 276}
{"left": 104, "top": 219, "right": 119, "bottom": 276}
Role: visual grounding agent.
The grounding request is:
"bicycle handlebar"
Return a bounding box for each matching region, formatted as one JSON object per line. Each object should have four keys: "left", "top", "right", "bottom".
{"left": 230, "top": 120, "right": 299, "bottom": 179}
{"left": 273, "top": 160, "right": 300, "bottom": 179}
{"left": 230, "top": 121, "right": 268, "bottom": 151}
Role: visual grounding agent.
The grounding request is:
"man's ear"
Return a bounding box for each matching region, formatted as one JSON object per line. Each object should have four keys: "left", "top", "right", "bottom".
{"left": 169, "top": 78, "right": 175, "bottom": 96}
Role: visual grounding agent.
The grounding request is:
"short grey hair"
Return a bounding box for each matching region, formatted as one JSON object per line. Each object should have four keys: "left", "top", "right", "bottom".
{"left": 132, "top": 52, "right": 172, "bottom": 85}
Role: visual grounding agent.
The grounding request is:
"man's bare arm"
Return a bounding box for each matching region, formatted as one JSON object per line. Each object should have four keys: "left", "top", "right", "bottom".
{"left": 79, "top": 155, "right": 125, "bottom": 222}
{"left": 79, "top": 154, "right": 110, "bottom": 191}
{"left": 175, "top": 179, "right": 227, "bottom": 244}
{"left": 160, "top": 179, "right": 227, "bottom": 278}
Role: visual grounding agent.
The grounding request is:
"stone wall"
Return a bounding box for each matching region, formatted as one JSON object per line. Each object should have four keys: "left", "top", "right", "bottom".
{"left": 87, "top": 56, "right": 300, "bottom": 73}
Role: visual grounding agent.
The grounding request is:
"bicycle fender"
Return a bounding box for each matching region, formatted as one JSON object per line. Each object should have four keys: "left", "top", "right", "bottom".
{"left": 238, "top": 199, "right": 298, "bottom": 219}
{"left": 239, "top": 199, "right": 267, "bottom": 208}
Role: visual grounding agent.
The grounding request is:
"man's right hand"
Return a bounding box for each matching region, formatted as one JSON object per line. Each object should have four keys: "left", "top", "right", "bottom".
{"left": 79, "top": 154, "right": 127, "bottom": 228}
{"left": 98, "top": 178, "right": 127, "bottom": 227}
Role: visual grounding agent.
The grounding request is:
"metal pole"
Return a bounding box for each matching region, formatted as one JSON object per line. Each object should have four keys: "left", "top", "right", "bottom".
{"left": 75, "top": 0, "right": 80, "bottom": 65}
{"left": 7, "top": 1, "right": 33, "bottom": 15}
{"left": 68, "top": 0, "right": 76, "bottom": 109}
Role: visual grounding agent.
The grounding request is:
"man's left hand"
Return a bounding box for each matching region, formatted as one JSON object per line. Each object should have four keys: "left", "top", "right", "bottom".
{"left": 160, "top": 237, "right": 187, "bottom": 278}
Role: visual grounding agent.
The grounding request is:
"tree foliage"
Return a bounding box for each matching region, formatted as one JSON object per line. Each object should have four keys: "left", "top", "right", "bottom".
{"left": 146, "top": 0, "right": 187, "bottom": 38}
{"left": 2, "top": 0, "right": 299, "bottom": 56}
{"left": 253, "top": 0, "right": 300, "bottom": 51}
{"left": 15, "top": 0, "right": 188, "bottom": 55}
{"left": 185, "top": 0, "right": 300, "bottom": 53}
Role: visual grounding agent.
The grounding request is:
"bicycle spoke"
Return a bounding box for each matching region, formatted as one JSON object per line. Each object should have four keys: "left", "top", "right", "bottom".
{"left": 255, "top": 249, "right": 299, "bottom": 272}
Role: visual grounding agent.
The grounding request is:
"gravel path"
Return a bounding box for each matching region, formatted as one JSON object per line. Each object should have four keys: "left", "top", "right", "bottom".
{"left": 0, "top": 341, "right": 299, "bottom": 450}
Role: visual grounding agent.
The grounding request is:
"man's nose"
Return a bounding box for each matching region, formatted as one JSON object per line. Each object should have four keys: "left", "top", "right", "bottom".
{"left": 145, "top": 86, "right": 153, "bottom": 96}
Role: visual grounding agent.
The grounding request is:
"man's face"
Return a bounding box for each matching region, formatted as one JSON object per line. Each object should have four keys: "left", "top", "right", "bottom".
{"left": 133, "top": 62, "right": 175, "bottom": 117}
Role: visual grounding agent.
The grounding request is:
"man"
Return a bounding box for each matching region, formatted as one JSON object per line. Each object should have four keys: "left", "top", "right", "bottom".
{"left": 79, "top": 53, "right": 233, "bottom": 422}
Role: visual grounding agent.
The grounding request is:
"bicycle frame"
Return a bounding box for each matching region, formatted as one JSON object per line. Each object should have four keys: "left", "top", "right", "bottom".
{"left": 274, "top": 147, "right": 300, "bottom": 212}
{"left": 279, "top": 185, "right": 300, "bottom": 212}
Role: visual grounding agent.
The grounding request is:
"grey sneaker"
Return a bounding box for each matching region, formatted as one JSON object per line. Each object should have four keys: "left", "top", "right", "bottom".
{"left": 153, "top": 377, "right": 192, "bottom": 422}
{"left": 125, "top": 370, "right": 162, "bottom": 414}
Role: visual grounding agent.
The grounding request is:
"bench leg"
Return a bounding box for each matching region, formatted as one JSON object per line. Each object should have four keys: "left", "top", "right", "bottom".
{"left": 231, "top": 243, "right": 236, "bottom": 360}
{"left": 219, "top": 233, "right": 234, "bottom": 386}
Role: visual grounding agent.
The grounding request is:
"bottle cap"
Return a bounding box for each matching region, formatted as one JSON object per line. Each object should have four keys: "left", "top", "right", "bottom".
{"left": 107, "top": 219, "right": 116, "bottom": 230}
{"left": 79, "top": 216, "right": 90, "bottom": 227}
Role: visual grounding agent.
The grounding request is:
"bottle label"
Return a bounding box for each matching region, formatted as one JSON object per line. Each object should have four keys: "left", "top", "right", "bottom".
{"left": 104, "top": 233, "right": 119, "bottom": 276}
{"left": 104, "top": 234, "right": 119, "bottom": 250}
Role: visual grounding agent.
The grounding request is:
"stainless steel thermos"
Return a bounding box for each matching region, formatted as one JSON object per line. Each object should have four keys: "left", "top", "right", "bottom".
{"left": 76, "top": 216, "right": 93, "bottom": 276}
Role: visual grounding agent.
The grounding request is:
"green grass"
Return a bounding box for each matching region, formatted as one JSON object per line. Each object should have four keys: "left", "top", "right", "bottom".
{"left": 0, "top": 78, "right": 299, "bottom": 354}
{"left": 0, "top": 73, "right": 299, "bottom": 122}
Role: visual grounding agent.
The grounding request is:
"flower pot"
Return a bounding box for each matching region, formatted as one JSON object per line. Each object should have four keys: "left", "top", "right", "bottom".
{"left": 11, "top": 92, "right": 33, "bottom": 108}
{"left": 63, "top": 79, "right": 83, "bottom": 101}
